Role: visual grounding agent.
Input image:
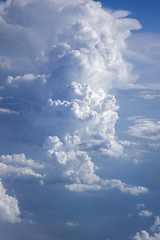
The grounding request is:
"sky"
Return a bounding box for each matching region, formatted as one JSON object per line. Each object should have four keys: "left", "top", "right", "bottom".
{"left": 0, "top": 0, "right": 160, "bottom": 240}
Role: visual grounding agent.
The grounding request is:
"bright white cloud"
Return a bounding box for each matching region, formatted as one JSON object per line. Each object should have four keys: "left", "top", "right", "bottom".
{"left": 7, "top": 73, "right": 47, "bottom": 85}
{"left": 0, "top": 0, "right": 148, "bottom": 224}
{"left": 0, "top": 179, "right": 21, "bottom": 223}
{"left": 127, "top": 118, "right": 160, "bottom": 140}
{"left": 0, "top": 153, "right": 44, "bottom": 179}
{"left": 0, "top": 0, "right": 141, "bottom": 89}
{"left": 43, "top": 134, "right": 148, "bottom": 195}
{"left": 132, "top": 216, "right": 160, "bottom": 240}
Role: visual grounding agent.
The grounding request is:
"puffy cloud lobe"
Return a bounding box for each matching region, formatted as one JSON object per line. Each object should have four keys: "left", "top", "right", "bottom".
{"left": 48, "top": 81, "right": 123, "bottom": 157}
{"left": 132, "top": 231, "right": 160, "bottom": 240}
{"left": 0, "top": 153, "right": 44, "bottom": 179}
{"left": 139, "top": 210, "right": 153, "bottom": 217}
{"left": 7, "top": 73, "right": 47, "bottom": 85}
{"left": 0, "top": 0, "right": 140, "bottom": 89}
{"left": 43, "top": 135, "right": 100, "bottom": 187}
{"left": 0, "top": 179, "right": 21, "bottom": 223}
{"left": 132, "top": 216, "right": 160, "bottom": 240}
{"left": 43, "top": 135, "right": 148, "bottom": 195}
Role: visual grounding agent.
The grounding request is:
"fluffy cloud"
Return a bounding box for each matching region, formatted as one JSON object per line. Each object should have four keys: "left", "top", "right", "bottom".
{"left": 0, "top": 0, "right": 147, "bottom": 223}
{"left": 136, "top": 203, "right": 153, "bottom": 217}
{"left": 132, "top": 231, "right": 160, "bottom": 240}
{"left": 0, "top": 179, "right": 21, "bottom": 223}
{"left": 127, "top": 118, "right": 160, "bottom": 140}
{"left": 0, "top": 153, "right": 44, "bottom": 179}
{"left": 48, "top": 81, "right": 122, "bottom": 157}
{"left": 139, "top": 210, "right": 153, "bottom": 217}
{"left": 43, "top": 134, "right": 148, "bottom": 195}
{"left": 132, "top": 216, "right": 160, "bottom": 240}
{"left": 7, "top": 73, "right": 47, "bottom": 85}
{"left": 0, "top": 0, "right": 140, "bottom": 89}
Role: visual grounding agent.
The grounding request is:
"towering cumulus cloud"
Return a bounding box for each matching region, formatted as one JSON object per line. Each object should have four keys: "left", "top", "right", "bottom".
{"left": 0, "top": 0, "right": 147, "bottom": 223}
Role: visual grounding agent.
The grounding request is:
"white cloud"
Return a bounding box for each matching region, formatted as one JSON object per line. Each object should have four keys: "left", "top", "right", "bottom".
{"left": 0, "top": 153, "right": 44, "bottom": 169}
{"left": 0, "top": 153, "right": 44, "bottom": 179}
{"left": 139, "top": 91, "right": 160, "bottom": 100}
{"left": 132, "top": 230, "right": 160, "bottom": 240}
{"left": 151, "top": 216, "right": 160, "bottom": 233}
{"left": 0, "top": 0, "right": 149, "bottom": 223}
{"left": 66, "top": 221, "right": 79, "bottom": 227}
{"left": 48, "top": 81, "right": 123, "bottom": 158}
{"left": 0, "top": 0, "right": 141, "bottom": 90}
{"left": 0, "top": 108, "right": 19, "bottom": 114}
{"left": 127, "top": 118, "right": 160, "bottom": 140}
{"left": 132, "top": 216, "right": 160, "bottom": 240}
{"left": 139, "top": 210, "right": 153, "bottom": 217}
{"left": 43, "top": 134, "right": 148, "bottom": 195}
{"left": 0, "top": 179, "right": 21, "bottom": 223}
{"left": 7, "top": 73, "right": 47, "bottom": 85}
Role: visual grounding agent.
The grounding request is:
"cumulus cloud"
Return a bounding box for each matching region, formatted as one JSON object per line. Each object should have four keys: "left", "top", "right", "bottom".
{"left": 0, "top": 153, "right": 44, "bottom": 179}
{"left": 7, "top": 73, "right": 47, "bottom": 85}
{"left": 127, "top": 118, "right": 160, "bottom": 140}
{"left": 0, "top": 0, "right": 141, "bottom": 89}
{"left": 0, "top": 179, "right": 21, "bottom": 223}
{"left": 139, "top": 210, "right": 153, "bottom": 217}
{"left": 132, "top": 216, "right": 160, "bottom": 240}
{"left": 0, "top": 0, "right": 147, "bottom": 223}
{"left": 43, "top": 134, "right": 148, "bottom": 195}
{"left": 47, "top": 81, "right": 123, "bottom": 158}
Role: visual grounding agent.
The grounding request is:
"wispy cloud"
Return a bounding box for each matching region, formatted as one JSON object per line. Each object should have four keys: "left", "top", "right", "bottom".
{"left": 127, "top": 118, "right": 160, "bottom": 140}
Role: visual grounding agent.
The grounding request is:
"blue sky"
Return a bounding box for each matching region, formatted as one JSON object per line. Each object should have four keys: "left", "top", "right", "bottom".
{"left": 0, "top": 0, "right": 160, "bottom": 240}
{"left": 98, "top": 0, "right": 160, "bottom": 33}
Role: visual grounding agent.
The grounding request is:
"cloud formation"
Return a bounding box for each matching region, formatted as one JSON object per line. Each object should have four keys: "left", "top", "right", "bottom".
{"left": 139, "top": 210, "right": 153, "bottom": 217}
{"left": 132, "top": 216, "right": 160, "bottom": 240}
{"left": 127, "top": 118, "right": 160, "bottom": 140}
{"left": 43, "top": 133, "right": 148, "bottom": 195}
{"left": 0, "top": 0, "right": 147, "bottom": 224}
{"left": 0, "top": 153, "right": 44, "bottom": 179}
{"left": 0, "top": 179, "right": 21, "bottom": 223}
